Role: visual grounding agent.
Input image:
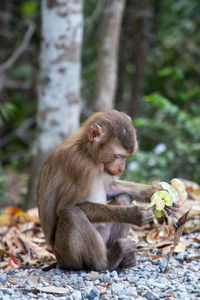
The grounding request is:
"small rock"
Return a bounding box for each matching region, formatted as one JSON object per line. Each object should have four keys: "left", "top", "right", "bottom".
{"left": 71, "top": 290, "right": 82, "bottom": 300}
{"left": 142, "top": 290, "right": 159, "bottom": 300}
{"left": 0, "top": 274, "right": 7, "bottom": 283}
{"left": 39, "top": 277, "right": 49, "bottom": 286}
{"left": 103, "top": 274, "right": 112, "bottom": 283}
{"left": 65, "top": 296, "right": 73, "bottom": 300}
{"left": 110, "top": 271, "right": 118, "bottom": 279}
{"left": 4, "top": 289, "right": 13, "bottom": 295}
{"left": 87, "top": 287, "right": 100, "bottom": 300}
{"left": 101, "top": 295, "right": 112, "bottom": 300}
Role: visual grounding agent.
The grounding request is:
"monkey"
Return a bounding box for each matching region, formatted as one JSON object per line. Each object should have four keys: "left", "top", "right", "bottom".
{"left": 37, "top": 110, "right": 177, "bottom": 271}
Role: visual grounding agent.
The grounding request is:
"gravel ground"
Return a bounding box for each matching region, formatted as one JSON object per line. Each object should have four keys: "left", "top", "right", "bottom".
{"left": 0, "top": 233, "right": 200, "bottom": 300}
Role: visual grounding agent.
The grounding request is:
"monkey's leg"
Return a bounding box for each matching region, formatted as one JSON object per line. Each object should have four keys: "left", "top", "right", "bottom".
{"left": 96, "top": 193, "right": 132, "bottom": 246}
{"left": 54, "top": 205, "right": 134, "bottom": 271}
{"left": 54, "top": 206, "right": 107, "bottom": 271}
{"left": 96, "top": 194, "right": 136, "bottom": 269}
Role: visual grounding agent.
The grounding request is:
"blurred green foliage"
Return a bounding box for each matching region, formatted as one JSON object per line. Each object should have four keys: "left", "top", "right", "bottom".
{"left": 124, "top": 93, "right": 200, "bottom": 183}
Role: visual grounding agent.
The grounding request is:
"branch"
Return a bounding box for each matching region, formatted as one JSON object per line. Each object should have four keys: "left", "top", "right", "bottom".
{"left": 0, "top": 21, "right": 36, "bottom": 74}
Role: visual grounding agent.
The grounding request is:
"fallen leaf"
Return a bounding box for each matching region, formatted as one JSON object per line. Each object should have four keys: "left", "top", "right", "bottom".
{"left": 0, "top": 262, "right": 8, "bottom": 268}
{"left": 5, "top": 206, "right": 24, "bottom": 215}
{"left": 146, "top": 226, "right": 174, "bottom": 244}
{"left": 19, "top": 233, "right": 54, "bottom": 258}
{"left": 27, "top": 207, "right": 39, "bottom": 221}
{"left": 32, "top": 237, "right": 46, "bottom": 243}
{"left": 0, "top": 249, "right": 10, "bottom": 257}
{"left": 152, "top": 254, "right": 164, "bottom": 260}
{"left": 34, "top": 285, "right": 69, "bottom": 294}
{"left": 20, "top": 222, "right": 36, "bottom": 233}
{"left": 7, "top": 276, "right": 19, "bottom": 285}
{"left": 0, "top": 214, "right": 11, "bottom": 226}
{"left": 174, "top": 242, "right": 186, "bottom": 253}
{"left": 193, "top": 237, "right": 200, "bottom": 243}
{"left": 160, "top": 245, "right": 172, "bottom": 254}
{"left": 186, "top": 255, "right": 200, "bottom": 262}
{"left": 7, "top": 253, "right": 20, "bottom": 269}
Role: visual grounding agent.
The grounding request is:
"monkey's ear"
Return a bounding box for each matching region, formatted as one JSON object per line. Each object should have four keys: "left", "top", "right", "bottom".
{"left": 87, "top": 123, "right": 104, "bottom": 143}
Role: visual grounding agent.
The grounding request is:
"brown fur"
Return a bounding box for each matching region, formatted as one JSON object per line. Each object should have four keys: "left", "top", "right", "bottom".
{"left": 37, "top": 110, "right": 157, "bottom": 271}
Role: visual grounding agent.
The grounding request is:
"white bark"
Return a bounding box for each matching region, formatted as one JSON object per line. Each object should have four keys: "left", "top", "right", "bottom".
{"left": 27, "top": 0, "right": 83, "bottom": 206}
{"left": 94, "top": 0, "right": 126, "bottom": 112}
{"left": 38, "top": 0, "right": 83, "bottom": 151}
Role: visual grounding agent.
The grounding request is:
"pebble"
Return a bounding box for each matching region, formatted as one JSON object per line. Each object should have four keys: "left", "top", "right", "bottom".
{"left": 0, "top": 274, "right": 7, "bottom": 283}
{"left": 0, "top": 234, "right": 200, "bottom": 300}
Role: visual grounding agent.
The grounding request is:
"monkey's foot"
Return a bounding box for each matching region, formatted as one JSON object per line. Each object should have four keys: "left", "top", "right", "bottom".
{"left": 117, "top": 237, "right": 136, "bottom": 269}
{"left": 108, "top": 237, "right": 136, "bottom": 270}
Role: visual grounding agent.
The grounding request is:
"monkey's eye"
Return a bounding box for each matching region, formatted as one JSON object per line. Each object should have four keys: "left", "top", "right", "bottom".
{"left": 114, "top": 154, "right": 122, "bottom": 159}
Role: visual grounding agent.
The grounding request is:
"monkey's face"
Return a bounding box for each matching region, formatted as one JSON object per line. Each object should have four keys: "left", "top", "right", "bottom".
{"left": 103, "top": 141, "right": 131, "bottom": 176}
{"left": 104, "top": 155, "right": 126, "bottom": 176}
{"left": 86, "top": 118, "right": 137, "bottom": 175}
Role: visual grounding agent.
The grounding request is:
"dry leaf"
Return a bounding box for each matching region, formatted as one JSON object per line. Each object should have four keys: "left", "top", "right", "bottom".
{"left": 7, "top": 276, "right": 19, "bottom": 285}
{"left": 152, "top": 254, "right": 164, "bottom": 260}
{"left": 19, "top": 233, "right": 54, "bottom": 258}
{"left": 174, "top": 242, "right": 186, "bottom": 253}
{"left": 0, "top": 249, "right": 10, "bottom": 257}
{"left": 0, "top": 262, "right": 8, "bottom": 268}
{"left": 20, "top": 222, "right": 36, "bottom": 233}
{"left": 34, "top": 285, "right": 69, "bottom": 294}
{"left": 7, "top": 253, "right": 20, "bottom": 269}
{"left": 186, "top": 255, "right": 200, "bottom": 262}
{"left": 146, "top": 226, "right": 174, "bottom": 244}
{"left": 5, "top": 206, "right": 24, "bottom": 215}
{"left": 27, "top": 207, "right": 39, "bottom": 221}
{"left": 32, "top": 237, "right": 46, "bottom": 243}
{"left": 0, "top": 214, "right": 11, "bottom": 226}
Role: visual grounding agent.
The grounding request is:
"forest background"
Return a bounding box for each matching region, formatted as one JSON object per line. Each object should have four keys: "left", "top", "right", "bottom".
{"left": 0, "top": 0, "right": 200, "bottom": 209}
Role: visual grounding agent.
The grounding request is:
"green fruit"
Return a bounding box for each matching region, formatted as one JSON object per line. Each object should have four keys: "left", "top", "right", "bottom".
{"left": 170, "top": 178, "right": 188, "bottom": 206}
{"left": 160, "top": 181, "right": 179, "bottom": 203}
{"left": 170, "top": 178, "right": 185, "bottom": 193}
{"left": 155, "top": 198, "right": 165, "bottom": 210}
{"left": 154, "top": 210, "right": 164, "bottom": 218}
{"left": 151, "top": 190, "right": 172, "bottom": 206}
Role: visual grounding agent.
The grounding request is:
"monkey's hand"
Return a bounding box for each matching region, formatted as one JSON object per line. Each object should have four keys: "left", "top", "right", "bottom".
{"left": 165, "top": 202, "right": 180, "bottom": 217}
{"left": 131, "top": 205, "right": 154, "bottom": 226}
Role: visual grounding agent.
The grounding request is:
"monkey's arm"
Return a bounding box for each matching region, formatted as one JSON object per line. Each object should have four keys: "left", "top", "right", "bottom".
{"left": 108, "top": 180, "right": 160, "bottom": 203}
{"left": 108, "top": 181, "right": 179, "bottom": 216}
{"left": 77, "top": 202, "right": 153, "bottom": 226}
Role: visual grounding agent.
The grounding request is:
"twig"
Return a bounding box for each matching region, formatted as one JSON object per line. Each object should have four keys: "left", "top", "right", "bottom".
{"left": 164, "top": 211, "right": 190, "bottom": 273}
{"left": 0, "top": 21, "right": 35, "bottom": 74}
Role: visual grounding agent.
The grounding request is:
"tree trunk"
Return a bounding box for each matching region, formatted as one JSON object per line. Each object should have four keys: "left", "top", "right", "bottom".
{"left": 115, "top": 0, "right": 133, "bottom": 112}
{"left": 116, "top": 0, "right": 150, "bottom": 117}
{"left": 26, "top": 0, "right": 83, "bottom": 208}
{"left": 128, "top": 0, "right": 152, "bottom": 117}
{"left": 129, "top": 0, "right": 150, "bottom": 117}
{"left": 94, "top": 0, "right": 126, "bottom": 112}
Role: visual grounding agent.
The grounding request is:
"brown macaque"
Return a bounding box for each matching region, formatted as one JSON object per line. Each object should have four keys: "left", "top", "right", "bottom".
{"left": 37, "top": 110, "right": 159, "bottom": 271}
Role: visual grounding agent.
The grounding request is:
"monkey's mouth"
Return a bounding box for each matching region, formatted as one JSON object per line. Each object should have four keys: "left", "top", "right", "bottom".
{"left": 104, "top": 167, "right": 123, "bottom": 177}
